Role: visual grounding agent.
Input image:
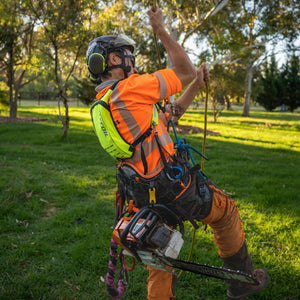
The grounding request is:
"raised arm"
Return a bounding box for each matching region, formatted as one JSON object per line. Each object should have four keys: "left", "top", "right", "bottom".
{"left": 147, "top": 7, "right": 196, "bottom": 88}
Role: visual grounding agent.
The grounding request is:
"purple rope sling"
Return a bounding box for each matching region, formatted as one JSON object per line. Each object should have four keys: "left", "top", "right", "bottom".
{"left": 106, "top": 239, "right": 128, "bottom": 299}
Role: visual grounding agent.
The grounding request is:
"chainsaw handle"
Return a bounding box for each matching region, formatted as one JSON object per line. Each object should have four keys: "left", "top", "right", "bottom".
{"left": 120, "top": 207, "right": 158, "bottom": 247}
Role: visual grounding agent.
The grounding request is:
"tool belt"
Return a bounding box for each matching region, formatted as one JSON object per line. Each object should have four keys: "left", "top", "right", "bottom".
{"left": 117, "top": 157, "right": 213, "bottom": 226}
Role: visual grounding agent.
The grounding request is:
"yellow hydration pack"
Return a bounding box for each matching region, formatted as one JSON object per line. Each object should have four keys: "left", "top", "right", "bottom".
{"left": 91, "top": 80, "right": 159, "bottom": 160}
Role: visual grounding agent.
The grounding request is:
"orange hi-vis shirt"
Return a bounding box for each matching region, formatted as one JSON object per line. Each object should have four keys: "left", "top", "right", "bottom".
{"left": 96, "top": 69, "right": 182, "bottom": 177}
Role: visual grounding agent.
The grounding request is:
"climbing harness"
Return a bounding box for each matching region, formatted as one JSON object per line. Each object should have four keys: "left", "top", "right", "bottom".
{"left": 106, "top": 104, "right": 207, "bottom": 297}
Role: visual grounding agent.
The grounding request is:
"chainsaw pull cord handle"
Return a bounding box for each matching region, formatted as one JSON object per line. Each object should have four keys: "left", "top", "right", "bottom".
{"left": 121, "top": 251, "right": 136, "bottom": 271}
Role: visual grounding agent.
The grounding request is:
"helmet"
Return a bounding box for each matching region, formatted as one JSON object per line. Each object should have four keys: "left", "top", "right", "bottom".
{"left": 86, "top": 34, "right": 135, "bottom": 82}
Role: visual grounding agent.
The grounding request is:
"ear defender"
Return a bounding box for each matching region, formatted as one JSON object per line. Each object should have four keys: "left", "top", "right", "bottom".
{"left": 88, "top": 52, "right": 106, "bottom": 75}
{"left": 88, "top": 72, "right": 99, "bottom": 83}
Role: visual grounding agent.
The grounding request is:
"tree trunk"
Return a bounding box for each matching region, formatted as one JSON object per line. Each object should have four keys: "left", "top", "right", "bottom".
{"left": 224, "top": 94, "right": 232, "bottom": 110}
{"left": 242, "top": 64, "right": 254, "bottom": 117}
{"left": 10, "top": 99, "right": 17, "bottom": 119}
{"left": 10, "top": 69, "right": 26, "bottom": 119}
{"left": 58, "top": 92, "right": 69, "bottom": 139}
{"left": 9, "top": 69, "right": 17, "bottom": 119}
{"left": 8, "top": 48, "right": 17, "bottom": 119}
{"left": 62, "top": 97, "right": 69, "bottom": 138}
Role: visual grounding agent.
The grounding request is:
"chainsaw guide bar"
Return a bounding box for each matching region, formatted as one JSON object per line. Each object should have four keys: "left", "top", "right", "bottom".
{"left": 154, "top": 252, "right": 259, "bottom": 285}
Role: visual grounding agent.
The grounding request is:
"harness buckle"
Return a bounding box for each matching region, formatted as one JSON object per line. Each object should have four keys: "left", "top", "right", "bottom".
{"left": 149, "top": 187, "right": 156, "bottom": 204}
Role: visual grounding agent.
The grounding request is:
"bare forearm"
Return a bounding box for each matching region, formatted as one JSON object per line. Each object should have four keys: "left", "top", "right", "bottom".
{"left": 176, "top": 80, "right": 202, "bottom": 113}
{"left": 155, "top": 27, "right": 196, "bottom": 86}
{"left": 166, "top": 63, "right": 210, "bottom": 122}
{"left": 166, "top": 81, "right": 200, "bottom": 122}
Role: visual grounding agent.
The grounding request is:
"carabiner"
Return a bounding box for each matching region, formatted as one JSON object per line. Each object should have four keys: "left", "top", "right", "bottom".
{"left": 170, "top": 166, "right": 183, "bottom": 179}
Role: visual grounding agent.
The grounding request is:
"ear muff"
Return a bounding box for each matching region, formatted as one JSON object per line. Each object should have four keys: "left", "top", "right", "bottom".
{"left": 88, "top": 52, "right": 106, "bottom": 75}
{"left": 89, "top": 72, "right": 100, "bottom": 83}
{"left": 86, "top": 40, "right": 108, "bottom": 77}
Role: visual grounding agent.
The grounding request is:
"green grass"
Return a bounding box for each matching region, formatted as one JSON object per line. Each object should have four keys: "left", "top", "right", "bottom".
{"left": 0, "top": 106, "right": 299, "bottom": 299}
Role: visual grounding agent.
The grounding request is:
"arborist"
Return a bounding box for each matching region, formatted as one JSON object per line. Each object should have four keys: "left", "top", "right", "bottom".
{"left": 86, "top": 6, "right": 269, "bottom": 300}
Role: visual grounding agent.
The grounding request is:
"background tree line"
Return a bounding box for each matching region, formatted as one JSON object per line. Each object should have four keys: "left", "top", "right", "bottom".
{"left": 254, "top": 54, "right": 300, "bottom": 112}
{"left": 0, "top": 0, "right": 299, "bottom": 136}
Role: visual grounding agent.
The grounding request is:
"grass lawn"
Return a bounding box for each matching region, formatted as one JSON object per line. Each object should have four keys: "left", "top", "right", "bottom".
{"left": 0, "top": 105, "right": 299, "bottom": 299}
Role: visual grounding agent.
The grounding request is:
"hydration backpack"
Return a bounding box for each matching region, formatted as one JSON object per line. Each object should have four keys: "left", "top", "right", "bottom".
{"left": 91, "top": 80, "right": 158, "bottom": 160}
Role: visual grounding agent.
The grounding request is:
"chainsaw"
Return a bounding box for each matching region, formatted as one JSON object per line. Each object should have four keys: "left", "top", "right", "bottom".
{"left": 111, "top": 204, "right": 259, "bottom": 286}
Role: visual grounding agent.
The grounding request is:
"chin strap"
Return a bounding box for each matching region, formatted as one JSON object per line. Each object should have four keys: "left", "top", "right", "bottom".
{"left": 107, "top": 64, "right": 130, "bottom": 79}
{"left": 107, "top": 49, "right": 133, "bottom": 79}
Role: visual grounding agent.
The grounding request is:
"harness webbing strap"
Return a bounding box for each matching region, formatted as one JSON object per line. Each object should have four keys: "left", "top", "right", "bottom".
{"left": 131, "top": 127, "right": 153, "bottom": 175}
{"left": 132, "top": 127, "right": 153, "bottom": 147}
{"left": 154, "top": 131, "right": 170, "bottom": 170}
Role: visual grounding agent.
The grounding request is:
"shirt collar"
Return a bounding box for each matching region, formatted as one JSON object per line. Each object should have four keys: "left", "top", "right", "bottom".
{"left": 95, "top": 79, "right": 119, "bottom": 92}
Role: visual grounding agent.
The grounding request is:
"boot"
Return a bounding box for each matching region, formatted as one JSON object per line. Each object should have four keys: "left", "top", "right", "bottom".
{"left": 221, "top": 242, "right": 269, "bottom": 300}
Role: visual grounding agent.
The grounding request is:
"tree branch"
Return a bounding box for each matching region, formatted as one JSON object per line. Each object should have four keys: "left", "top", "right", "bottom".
{"left": 181, "top": 0, "right": 228, "bottom": 46}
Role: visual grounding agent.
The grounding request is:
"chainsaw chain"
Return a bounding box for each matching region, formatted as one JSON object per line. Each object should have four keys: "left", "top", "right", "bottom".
{"left": 154, "top": 253, "right": 259, "bottom": 285}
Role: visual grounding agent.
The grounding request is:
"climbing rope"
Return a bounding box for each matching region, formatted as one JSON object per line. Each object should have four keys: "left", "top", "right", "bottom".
{"left": 152, "top": 1, "right": 162, "bottom": 70}
{"left": 177, "top": 82, "right": 209, "bottom": 279}
{"left": 201, "top": 82, "right": 209, "bottom": 172}
{"left": 150, "top": 0, "right": 210, "bottom": 281}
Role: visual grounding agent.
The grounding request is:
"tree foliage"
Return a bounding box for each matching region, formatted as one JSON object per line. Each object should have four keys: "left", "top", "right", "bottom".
{"left": 281, "top": 55, "right": 300, "bottom": 112}
{"left": 254, "top": 54, "right": 300, "bottom": 112}
{"left": 255, "top": 55, "right": 281, "bottom": 111}
{"left": 0, "top": 0, "right": 37, "bottom": 118}
{"left": 27, "top": 0, "right": 98, "bottom": 137}
{"left": 195, "top": 0, "right": 300, "bottom": 116}
{"left": 0, "top": 0, "right": 299, "bottom": 130}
